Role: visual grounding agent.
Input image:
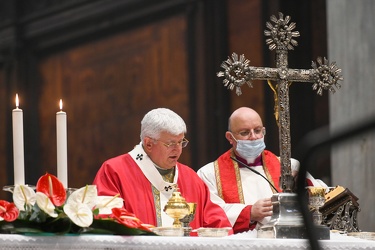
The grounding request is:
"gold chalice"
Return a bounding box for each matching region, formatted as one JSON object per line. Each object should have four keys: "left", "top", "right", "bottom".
{"left": 179, "top": 202, "right": 197, "bottom": 236}
{"left": 180, "top": 202, "right": 197, "bottom": 225}
{"left": 164, "top": 189, "right": 190, "bottom": 228}
{"left": 307, "top": 186, "right": 326, "bottom": 225}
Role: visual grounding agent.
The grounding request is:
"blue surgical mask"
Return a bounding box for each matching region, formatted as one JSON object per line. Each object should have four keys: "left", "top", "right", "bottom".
{"left": 233, "top": 136, "right": 266, "bottom": 160}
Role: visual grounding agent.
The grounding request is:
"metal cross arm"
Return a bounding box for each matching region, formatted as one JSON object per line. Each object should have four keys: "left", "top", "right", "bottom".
{"left": 222, "top": 64, "right": 339, "bottom": 87}
{"left": 218, "top": 54, "right": 342, "bottom": 96}
{"left": 217, "top": 13, "right": 343, "bottom": 192}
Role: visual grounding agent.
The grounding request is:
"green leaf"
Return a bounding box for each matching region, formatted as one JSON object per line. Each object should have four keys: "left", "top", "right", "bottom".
{"left": 40, "top": 217, "right": 72, "bottom": 234}
{"left": 0, "top": 218, "right": 156, "bottom": 236}
{"left": 81, "top": 219, "right": 156, "bottom": 236}
{"left": 29, "top": 204, "right": 48, "bottom": 223}
{"left": 0, "top": 219, "right": 43, "bottom": 234}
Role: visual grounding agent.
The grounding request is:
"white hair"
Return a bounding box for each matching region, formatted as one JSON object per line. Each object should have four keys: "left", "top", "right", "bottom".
{"left": 140, "top": 108, "right": 187, "bottom": 140}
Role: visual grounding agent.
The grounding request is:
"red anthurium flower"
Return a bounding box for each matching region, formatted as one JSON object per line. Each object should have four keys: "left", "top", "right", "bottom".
{"left": 111, "top": 207, "right": 145, "bottom": 229}
{"left": 0, "top": 200, "right": 19, "bottom": 222}
{"left": 36, "top": 173, "right": 66, "bottom": 206}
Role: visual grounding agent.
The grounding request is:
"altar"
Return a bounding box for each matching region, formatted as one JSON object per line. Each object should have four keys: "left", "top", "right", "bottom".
{"left": 1, "top": 232, "right": 375, "bottom": 250}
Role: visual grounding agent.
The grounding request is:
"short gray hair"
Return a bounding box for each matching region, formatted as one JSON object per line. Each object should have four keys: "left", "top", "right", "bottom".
{"left": 140, "top": 108, "right": 187, "bottom": 140}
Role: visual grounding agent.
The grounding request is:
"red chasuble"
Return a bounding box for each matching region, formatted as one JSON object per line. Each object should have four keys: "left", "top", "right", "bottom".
{"left": 93, "top": 153, "right": 232, "bottom": 231}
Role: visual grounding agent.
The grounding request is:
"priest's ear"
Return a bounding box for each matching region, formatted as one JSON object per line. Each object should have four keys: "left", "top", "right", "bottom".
{"left": 225, "top": 131, "right": 235, "bottom": 145}
{"left": 144, "top": 137, "right": 154, "bottom": 150}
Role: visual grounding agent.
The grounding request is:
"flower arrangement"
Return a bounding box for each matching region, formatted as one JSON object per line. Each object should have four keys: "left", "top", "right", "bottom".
{"left": 0, "top": 173, "right": 154, "bottom": 235}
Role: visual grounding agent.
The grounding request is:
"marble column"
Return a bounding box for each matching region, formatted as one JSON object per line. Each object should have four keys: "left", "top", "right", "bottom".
{"left": 328, "top": 0, "right": 375, "bottom": 232}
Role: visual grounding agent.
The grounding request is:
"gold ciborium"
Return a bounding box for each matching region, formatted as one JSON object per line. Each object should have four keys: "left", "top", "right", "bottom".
{"left": 164, "top": 189, "right": 190, "bottom": 228}
{"left": 307, "top": 187, "right": 326, "bottom": 225}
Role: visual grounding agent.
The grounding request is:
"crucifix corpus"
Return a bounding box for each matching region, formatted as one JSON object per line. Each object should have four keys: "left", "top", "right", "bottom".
{"left": 217, "top": 13, "right": 343, "bottom": 239}
{"left": 217, "top": 12, "right": 342, "bottom": 193}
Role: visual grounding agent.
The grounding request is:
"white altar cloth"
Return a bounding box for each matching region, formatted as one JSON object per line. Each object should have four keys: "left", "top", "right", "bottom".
{"left": 1, "top": 232, "right": 375, "bottom": 250}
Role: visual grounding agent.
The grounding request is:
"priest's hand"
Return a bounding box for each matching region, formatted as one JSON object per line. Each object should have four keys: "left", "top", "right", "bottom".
{"left": 250, "top": 197, "right": 273, "bottom": 222}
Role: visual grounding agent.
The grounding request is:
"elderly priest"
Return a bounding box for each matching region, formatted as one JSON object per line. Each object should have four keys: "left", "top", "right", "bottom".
{"left": 93, "top": 108, "right": 232, "bottom": 233}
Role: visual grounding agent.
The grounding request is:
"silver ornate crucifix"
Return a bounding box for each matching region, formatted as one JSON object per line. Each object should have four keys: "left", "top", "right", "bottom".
{"left": 217, "top": 12, "right": 343, "bottom": 193}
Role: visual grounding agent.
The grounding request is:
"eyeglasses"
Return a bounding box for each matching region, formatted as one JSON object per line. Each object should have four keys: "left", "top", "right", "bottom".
{"left": 154, "top": 138, "right": 189, "bottom": 148}
{"left": 231, "top": 127, "right": 265, "bottom": 138}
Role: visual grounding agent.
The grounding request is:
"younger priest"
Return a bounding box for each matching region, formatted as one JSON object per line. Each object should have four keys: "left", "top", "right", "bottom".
{"left": 197, "top": 107, "right": 327, "bottom": 234}
{"left": 93, "top": 108, "right": 232, "bottom": 233}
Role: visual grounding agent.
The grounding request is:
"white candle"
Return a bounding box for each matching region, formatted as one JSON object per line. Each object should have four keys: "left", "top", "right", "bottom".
{"left": 56, "top": 99, "right": 68, "bottom": 188}
{"left": 12, "top": 94, "right": 25, "bottom": 185}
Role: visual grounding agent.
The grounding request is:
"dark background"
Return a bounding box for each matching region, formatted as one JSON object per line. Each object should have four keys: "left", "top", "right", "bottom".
{"left": 0, "top": 0, "right": 329, "bottom": 199}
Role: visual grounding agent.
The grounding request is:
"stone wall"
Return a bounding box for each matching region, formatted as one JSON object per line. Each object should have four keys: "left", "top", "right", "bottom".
{"left": 328, "top": 0, "right": 375, "bottom": 232}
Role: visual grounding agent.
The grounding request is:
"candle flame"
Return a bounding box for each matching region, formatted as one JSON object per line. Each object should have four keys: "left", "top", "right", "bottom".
{"left": 15, "top": 94, "right": 19, "bottom": 108}
{"left": 59, "top": 99, "right": 63, "bottom": 110}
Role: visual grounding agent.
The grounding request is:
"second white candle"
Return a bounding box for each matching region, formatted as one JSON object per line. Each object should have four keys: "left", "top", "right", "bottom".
{"left": 56, "top": 99, "right": 68, "bottom": 188}
{"left": 12, "top": 94, "right": 25, "bottom": 185}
